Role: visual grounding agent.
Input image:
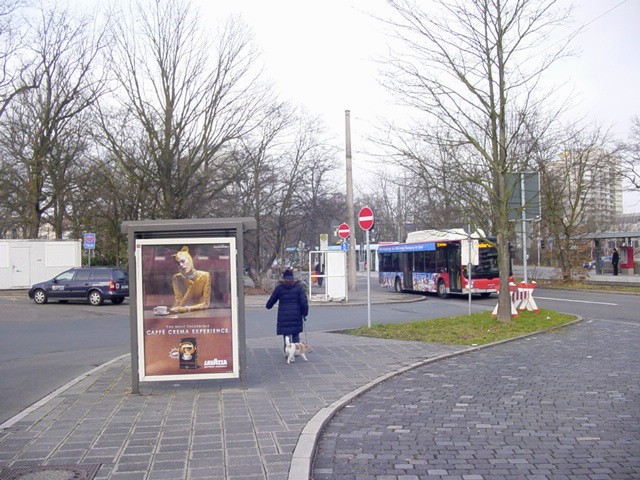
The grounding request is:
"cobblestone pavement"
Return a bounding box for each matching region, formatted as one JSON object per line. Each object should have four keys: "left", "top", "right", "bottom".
{"left": 313, "top": 319, "right": 640, "bottom": 480}
{"left": 0, "top": 334, "right": 460, "bottom": 480}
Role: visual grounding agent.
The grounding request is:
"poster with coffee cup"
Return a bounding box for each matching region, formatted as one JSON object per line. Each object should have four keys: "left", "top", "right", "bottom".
{"left": 135, "top": 238, "right": 239, "bottom": 381}
{"left": 154, "top": 306, "right": 169, "bottom": 315}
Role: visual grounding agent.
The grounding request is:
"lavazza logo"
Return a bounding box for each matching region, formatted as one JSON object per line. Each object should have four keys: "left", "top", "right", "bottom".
{"left": 204, "top": 358, "right": 228, "bottom": 368}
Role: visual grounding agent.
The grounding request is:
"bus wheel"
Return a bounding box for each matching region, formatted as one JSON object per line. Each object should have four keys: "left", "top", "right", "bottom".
{"left": 437, "top": 280, "right": 448, "bottom": 299}
{"left": 394, "top": 278, "right": 403, "bottom": 293}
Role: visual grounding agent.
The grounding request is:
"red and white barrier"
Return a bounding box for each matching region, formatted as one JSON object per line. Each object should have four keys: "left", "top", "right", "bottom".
{"left": 514, "top": 281, "right": 539, "bottom": 312}
{"left": 491, "top": 281, "right": 539, "bottom": 317}
{"left": 492, "top": 282, "right": 518, "bottom": 317}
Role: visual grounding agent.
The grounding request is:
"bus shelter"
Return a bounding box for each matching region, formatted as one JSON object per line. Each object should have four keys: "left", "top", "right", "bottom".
{"left": 122, "top": 217, "right": 256, "bottom": 394}
{"left": 580, "top": 231, "right": 640, "bottom": 275}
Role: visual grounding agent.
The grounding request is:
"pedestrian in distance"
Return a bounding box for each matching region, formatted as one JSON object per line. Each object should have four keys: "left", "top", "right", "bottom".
{"left": 266, "top": 268, "right": 309, "bottom": 354}
{"left": 314, "top": 262, "right": 324, "bottom": 287}
{"left": 612, "top": 248, "right": 619, "bottom": 276}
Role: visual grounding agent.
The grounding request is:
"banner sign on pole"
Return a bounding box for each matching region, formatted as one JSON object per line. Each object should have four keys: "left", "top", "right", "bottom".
{"left": 507, "top": 172, "right": 540, "bottom": 221}
{"left": 83, "top": 232, "right": 96, "bottom": 250}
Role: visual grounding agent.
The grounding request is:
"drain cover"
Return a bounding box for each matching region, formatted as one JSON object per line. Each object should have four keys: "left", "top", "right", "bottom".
{"left": 0, "top": 464, "right": 101, "bottom": 480}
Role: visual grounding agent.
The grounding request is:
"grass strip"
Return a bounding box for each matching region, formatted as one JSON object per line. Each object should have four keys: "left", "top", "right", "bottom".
{"left": 346, "top": 308, "right": 576, "bottom": 346}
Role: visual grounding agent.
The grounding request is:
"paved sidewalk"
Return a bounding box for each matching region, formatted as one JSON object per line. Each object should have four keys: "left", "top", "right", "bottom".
{"left": 0, "top": 331, "right": 462, "bottom": 480}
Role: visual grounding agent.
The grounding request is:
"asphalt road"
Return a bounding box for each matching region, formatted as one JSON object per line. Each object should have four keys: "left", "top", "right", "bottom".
{"left": 0, "top": 298, "right": 130, "bottom": 425}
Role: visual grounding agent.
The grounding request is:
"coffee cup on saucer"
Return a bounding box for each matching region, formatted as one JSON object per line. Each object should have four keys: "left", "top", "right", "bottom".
{"left": 154, "top": 305, "right": 169, "bottom": 315}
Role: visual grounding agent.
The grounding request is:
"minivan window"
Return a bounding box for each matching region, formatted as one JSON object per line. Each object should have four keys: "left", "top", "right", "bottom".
{"left": 75, "top": 270, "right": 91, "bottom": 281}
{"left": 92, "top": 270, "right": 111, "bottom": 280}
{"left": 113, "top": 270, "right": 128, "bottom": 281}
{"left": 55, "top": 270, "right": 75, "bottom": 282}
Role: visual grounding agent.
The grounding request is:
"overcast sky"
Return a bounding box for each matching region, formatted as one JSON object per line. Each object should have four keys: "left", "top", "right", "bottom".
{"left": 195, "top": 0, "right": 640, "bottom": 212}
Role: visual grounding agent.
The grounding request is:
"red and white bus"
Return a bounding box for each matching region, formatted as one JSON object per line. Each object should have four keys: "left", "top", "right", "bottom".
{"left": 378, "top": 229, "right": 506, "bottom": 298}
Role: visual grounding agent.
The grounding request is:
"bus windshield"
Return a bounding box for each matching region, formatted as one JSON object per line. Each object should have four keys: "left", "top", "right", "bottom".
{"left": 470, "top": 247, "right": 499, "bottom": 278}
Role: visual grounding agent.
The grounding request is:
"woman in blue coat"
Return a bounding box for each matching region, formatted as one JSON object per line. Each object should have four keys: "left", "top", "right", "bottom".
{"left": 266, "top": 269, "right": 309, "bottom": 352}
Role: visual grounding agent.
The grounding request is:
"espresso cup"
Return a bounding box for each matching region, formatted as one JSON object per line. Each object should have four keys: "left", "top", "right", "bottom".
{"left": 154, "top": 306, "right": 168, "bottom": 315}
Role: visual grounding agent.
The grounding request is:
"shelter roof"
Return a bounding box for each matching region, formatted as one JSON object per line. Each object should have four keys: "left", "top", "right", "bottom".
{"left": 577, "top": 231, "right": 640, "bottom": 240}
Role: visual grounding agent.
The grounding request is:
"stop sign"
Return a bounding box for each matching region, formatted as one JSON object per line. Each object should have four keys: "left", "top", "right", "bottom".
{"left": 358, "top": 207, "right": 374, "bottom": 230}
{"left": 337, "top": 223, "right": 350, "bottom": 239}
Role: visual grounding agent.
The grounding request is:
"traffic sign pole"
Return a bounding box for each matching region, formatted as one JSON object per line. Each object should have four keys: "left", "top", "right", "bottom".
{"left": 358, "top": 207, "right": 375, "bottom": 328}
{"left": 366, "top": 228, "right": 371, "bottom": 328}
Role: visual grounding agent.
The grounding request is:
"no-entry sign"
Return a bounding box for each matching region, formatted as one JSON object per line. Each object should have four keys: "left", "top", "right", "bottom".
{"left": 337, "top": 223, "right": 350, "bottom": 239}
{"left": 358, "top": 207, "right": 374, "bottom": 231}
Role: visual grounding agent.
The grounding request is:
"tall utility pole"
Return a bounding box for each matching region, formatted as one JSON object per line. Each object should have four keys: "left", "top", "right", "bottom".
{"left": 520, "top": 173, "right": 528, "bottom": 284}
{"left": 397, "top": 185, "right": 402, "bottom": 242}
{"left": 345, "top": 110, "right": 357, "bottom": 291}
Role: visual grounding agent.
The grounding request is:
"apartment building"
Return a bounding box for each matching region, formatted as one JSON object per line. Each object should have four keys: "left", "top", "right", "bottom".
{"left": 548, "top": 149, "right": 624, "bottom": 230}
{"left": 581, "top": 161, "right": 624, "bottom": 226}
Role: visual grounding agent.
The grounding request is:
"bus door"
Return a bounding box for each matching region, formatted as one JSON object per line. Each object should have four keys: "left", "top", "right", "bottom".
{"left": 402, "top": 252, "right": 413, "bottom": 289}
{"left": 446, "top": 244, "right": 461, "bottom": 292}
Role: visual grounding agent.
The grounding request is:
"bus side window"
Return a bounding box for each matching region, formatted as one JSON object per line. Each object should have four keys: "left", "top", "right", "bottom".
{"left": 415, "top": 251, "right": 425, "bottom": 272}
{"left": 435, "top": 249, "right": 446, "bottom": 272}
{"left": 425, "top": 250, "right": 436, "bottom": 273}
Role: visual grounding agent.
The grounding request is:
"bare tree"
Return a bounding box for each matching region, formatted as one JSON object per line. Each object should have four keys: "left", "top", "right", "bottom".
{"left": 356, "top": 173, "right": 403, "bottom": 243}
{"left": 620, "top": 116, "right": 640, "bottom": 192}
{"left": 378, "top": 0, "right": 572, "bottom": 321}
{"left": 92, "top": 105, "right": 164, "bottom": 220}
{"left": 284, "top": 114, "right": 341, "bottom": 257}
{"left": 375, "top": 131, "right": 477, "bottom": 231}
{"left": 65, "top": 106, "right": 161, "bottom": 265}
{"left": 223, "top": 106, "right": 339, "bottom": 287}
{"left": 107, "top": 0, "right": 269, "bottom": 219}
{"left": 0, "top": 0, "right": 39, "bottom": 118}
{"left": 0, "top": 2, "right": 109, "bottom": 238}
{"left": 221, "top": 101, "right": 295, "bottom": 284}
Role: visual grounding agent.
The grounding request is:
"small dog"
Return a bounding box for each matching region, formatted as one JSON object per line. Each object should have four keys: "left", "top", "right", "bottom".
{"left": 284, "top": 336, "right": 312, "bottom": 364}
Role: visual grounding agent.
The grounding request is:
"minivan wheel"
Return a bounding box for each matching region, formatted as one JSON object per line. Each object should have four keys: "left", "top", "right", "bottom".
{"left": 33, "top": 289, "right": 48, "bottom": 304}
{"left": 88, "top": 290, "right": 104, "bottom": 306}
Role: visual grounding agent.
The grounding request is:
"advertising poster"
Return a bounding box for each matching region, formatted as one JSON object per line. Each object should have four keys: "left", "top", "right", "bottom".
{"left": 135, "top": 238, "right": 238, "bottom": 381}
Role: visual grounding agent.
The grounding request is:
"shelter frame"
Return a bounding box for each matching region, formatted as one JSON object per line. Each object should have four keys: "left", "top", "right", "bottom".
{"left": 122, "top": 217, "right": 256, "bottom": 394}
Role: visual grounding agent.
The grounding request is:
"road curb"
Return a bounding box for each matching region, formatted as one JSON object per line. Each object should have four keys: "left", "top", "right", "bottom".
{"left": 0, "top": 354, "right": 130, "bottom": 431}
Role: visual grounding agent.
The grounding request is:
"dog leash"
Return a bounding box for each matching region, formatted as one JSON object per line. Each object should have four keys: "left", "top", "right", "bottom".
{"left": 303, "top": 316, "right": 308, "bottom": 344}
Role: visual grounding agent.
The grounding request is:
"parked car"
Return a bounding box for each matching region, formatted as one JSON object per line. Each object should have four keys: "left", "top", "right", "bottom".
{"left": 28, "top": 267, "right": 129, "bottom": 306}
